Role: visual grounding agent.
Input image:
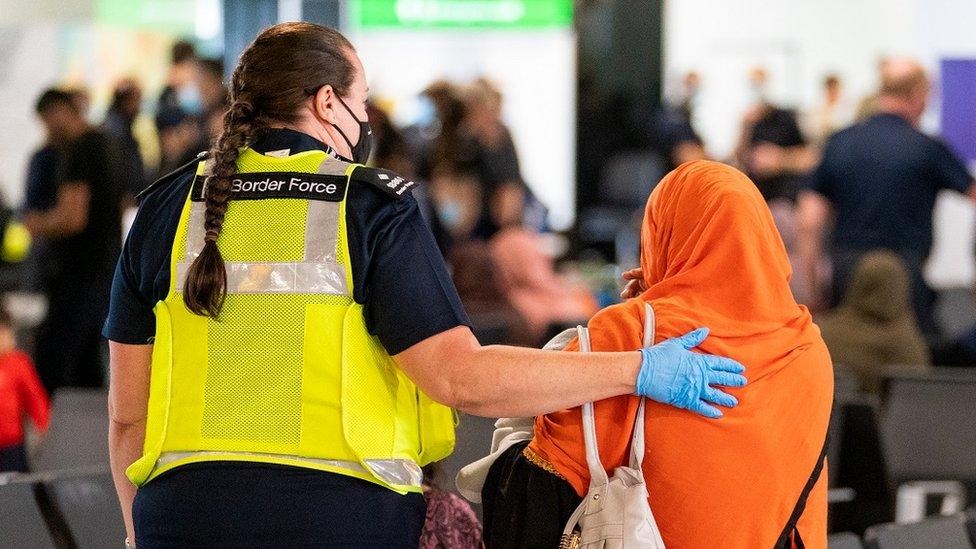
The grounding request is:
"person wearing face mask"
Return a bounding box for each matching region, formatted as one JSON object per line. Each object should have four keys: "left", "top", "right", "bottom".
{"left": 104, "top": 23, "right": 746, "bottom": 548}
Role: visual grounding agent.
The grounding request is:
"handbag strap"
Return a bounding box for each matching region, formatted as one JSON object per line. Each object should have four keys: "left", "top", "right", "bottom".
{"left": 579, "top": 302, "right": 658, "bottom": 485}
{"left": 578, "top": 326, "right": 610, "bottom": 488}
{"left": 628, "top": 303, "right": 656, "bottom": 470}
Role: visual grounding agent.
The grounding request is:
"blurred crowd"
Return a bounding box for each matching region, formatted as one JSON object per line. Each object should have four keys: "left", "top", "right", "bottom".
{"left": 370, "top": 77, "right": 599, "bottom": 346}
{"left": 0, "top": 41, "right": 235, "bottom": 474}
{"left": 652, "top": 57, "right": 976, "bottom": 393}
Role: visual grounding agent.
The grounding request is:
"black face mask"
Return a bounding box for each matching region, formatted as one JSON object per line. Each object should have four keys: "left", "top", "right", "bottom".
{"left": 333, "top": 95, "right": 372, "bottom": 164}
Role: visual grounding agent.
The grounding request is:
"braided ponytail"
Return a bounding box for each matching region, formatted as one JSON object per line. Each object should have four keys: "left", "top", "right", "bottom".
{"left": 182, "top": 98, "right": 254, "bottom": 317}
{"left": 181, "top": 21, "right": 356, "bottom": 318}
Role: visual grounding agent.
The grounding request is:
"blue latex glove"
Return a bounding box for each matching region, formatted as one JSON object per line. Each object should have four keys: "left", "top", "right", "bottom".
{"left": 637, "top": 328, "right": 747, "bottom": 418}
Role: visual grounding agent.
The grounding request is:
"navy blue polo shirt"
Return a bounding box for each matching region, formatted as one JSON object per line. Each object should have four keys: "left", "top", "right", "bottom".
{"left": 103, "top": 128, "right": 469, "bottom": 355}
{"left": 809, "top": 112, "right": 973, "bottom": 254}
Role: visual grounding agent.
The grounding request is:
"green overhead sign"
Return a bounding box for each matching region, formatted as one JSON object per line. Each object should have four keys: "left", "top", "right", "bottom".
{"left": 351, "top": 0, "right": 573, "bottom": 29}
{"left": 95, "top": 0, "right": 197, "bottom": 33}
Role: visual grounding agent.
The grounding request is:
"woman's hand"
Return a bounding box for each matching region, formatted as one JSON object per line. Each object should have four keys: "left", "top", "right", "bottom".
{"left": 636, "top": 328, "right": 747, "bottom": 418}
{"left": 620, "top": 268, "right": 646, "bottom": 299}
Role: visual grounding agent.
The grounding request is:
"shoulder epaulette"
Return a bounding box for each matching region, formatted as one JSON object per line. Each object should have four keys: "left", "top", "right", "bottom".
{"left": 136, "top": 150, "right": 209, "bottom": 201}
{"left": 350, "top": 165, "right": 417, "bottom": 200}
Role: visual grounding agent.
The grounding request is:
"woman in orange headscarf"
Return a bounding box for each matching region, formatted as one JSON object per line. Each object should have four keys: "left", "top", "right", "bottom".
{"left": 482, "top": 160, "right": 833, "bottom": 548}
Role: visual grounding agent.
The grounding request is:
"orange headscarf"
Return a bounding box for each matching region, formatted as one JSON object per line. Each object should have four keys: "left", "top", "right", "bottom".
{"left": 530, "top": 160, "right": 833, "bottom": 548}
{"left": 639, "top": 160, "right": 821, "bottom": 371}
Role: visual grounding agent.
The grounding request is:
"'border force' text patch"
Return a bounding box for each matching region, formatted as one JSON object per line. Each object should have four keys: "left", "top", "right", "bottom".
{"left": 190, "top": 172, "right": 348, "bottom": 202}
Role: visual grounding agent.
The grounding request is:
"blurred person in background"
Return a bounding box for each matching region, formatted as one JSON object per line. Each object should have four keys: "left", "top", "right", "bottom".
{"left": 429, "top": 163, "right": 483, "bottom": 252}
{"left": 0, "top": 307, "right": 49, "bottom": 473}
{"left": 197, "top": 58, "right": 227, "bottom": 117}
{"left": 804, "top": 74, "right": 854, "bottom": 147}
{"left": 733, "top": 66, "right": 815, "bottom": 203}
{"left": 407, "top": 80, "right": 467, "bottom": 181}
{"left": 103, "top": 78, "right": 148, "bottom": 200}
{"left": 22, "top": 89, "right": 68, "bottom": 291}
{"left": 157, "top": 39, "right": 199, "bottom": 117}
{"left": 655, "top": 70, "right": 707, "bottom": 170}
{"left": 855, "top": 56, "right": 892, "bottom": 122}
{"left": 197, "top": 57, "right": 229, "bottom": 146}
{"left": 367, "top": 102, "right": 416, "bottom": 178}
{"left": 24, "top": 88, "right": 124, "bottom": 393}
{"left": 67, "top": 86, "right": 92, "bottom": 121}
{"left": 155, "top": 107, "right": 204, "bottom": 177}
{"left": 459, "top": 77, "right": 527, "bottom": 239}
{"left": 154, "top": 40, "right": 206, "bottom": 177}
{"left": 798, "top": 58, "right": 976, "bottom": 341}
{"left": 488, "top": 228, "right": 598, "bottom": 343}
{"left": 675, "top": 70, "right": 701, "bottom": 122}
{"left": 366, "top": 101, "right": 459, "bottom": 249}
{"left": 818, "top": 250, "right": 930, "bottom": 394}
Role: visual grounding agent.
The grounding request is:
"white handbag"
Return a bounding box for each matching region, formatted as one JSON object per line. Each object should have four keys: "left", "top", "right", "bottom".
{"left": 560, "top": 302, "right": 666, "bottom": 549}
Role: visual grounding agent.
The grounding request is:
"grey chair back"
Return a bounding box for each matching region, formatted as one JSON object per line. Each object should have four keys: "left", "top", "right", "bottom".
{"left": 0, "top": 482, "right": 56, "bottom": 549}
{"left": 881, "top": 377, "right": 976, "bottom": 484}
{"left": 864, "top": 514, "right": 972, "bottom": 549}
{"left": 828, "top": 532, "right": 863, "bottom": 549}
{"left": 45, "top": 471, "right": 125, "bottom": 549}
{"left": 31, "top": 388, "right": 109, "bottom": 472}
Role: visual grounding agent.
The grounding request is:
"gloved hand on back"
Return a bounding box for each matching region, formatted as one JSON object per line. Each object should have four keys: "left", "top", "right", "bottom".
{"left": 636, "top": 328, "right": 747, "bottom": 418}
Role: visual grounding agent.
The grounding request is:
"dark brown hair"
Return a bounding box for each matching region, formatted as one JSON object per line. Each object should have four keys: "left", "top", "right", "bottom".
{"left": 183, "top": 22, "right": 356, "bottom": 317}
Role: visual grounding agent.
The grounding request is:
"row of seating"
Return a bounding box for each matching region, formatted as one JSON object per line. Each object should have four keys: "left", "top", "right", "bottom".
{"left": 830, "top": 508, "right": 976, "bottom": 548}
{"left": 0, "top": 470, "right": 124, "bottom": 549}
{"left": 830, "top": 367, "right": 976, "bottom": 533}
{"left": 8, "top": 370, "right": 976, "bottom": 545}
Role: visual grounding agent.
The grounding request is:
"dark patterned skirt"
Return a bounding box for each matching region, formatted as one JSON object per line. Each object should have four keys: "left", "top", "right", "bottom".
{"left": 481, "top": 441, "right": 582, "bottom": 549}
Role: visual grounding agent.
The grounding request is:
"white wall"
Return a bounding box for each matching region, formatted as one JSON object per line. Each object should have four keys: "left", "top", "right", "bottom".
{"left": 349, "top": 29, "right": 577, "bottom": 230}
{"left": 0, "top": 25, "right": 64, "bottom": 207}
{"left": 664, "top": 0, "right": 976, "bottom": 288}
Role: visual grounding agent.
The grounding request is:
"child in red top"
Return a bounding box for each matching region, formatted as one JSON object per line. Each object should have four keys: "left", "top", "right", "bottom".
{"left": 0, "top": 308, "right": 49, "bottom": 472}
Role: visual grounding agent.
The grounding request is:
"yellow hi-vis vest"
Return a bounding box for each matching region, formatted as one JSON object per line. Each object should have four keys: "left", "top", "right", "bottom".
{"left": 126, "top": 147, "right": 455, "bottom": 494}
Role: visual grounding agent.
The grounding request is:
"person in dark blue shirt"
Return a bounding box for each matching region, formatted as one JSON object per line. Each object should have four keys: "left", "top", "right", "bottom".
{"left": 799, "top": 58, "right": 975, "bottom": 340}
{"left": 25, "top": 89, "right": 125, "bottom": 393}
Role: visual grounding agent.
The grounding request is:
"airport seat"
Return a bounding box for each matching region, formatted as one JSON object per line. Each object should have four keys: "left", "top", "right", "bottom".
{"left": 965, "top": 506, "right": 976, "bottom": 546}
{"left": 863, "top": 514, "right": 972, "bottom": 549}
{"left": 830, "top": 394, "right": 894, "bottom": 535}
{"left": 44, "top": 471, "right": 125, "bottom": 549}
{"left": 31, "top": 388, "right": 109, "bottom": 473}
{"left": 829, "top": 365, "right": 860, "bottom": 488}
{"left": 0, "top": 481, "right": 56, "bottom": 549}
{"left": 829, "top": 532, "right": 864, "bottom": 549}
{"left": 880, "top": 375, "right": 976, "bottom": 510}
{"left": 834, "top": 365, "right": 861, "bottom": 398}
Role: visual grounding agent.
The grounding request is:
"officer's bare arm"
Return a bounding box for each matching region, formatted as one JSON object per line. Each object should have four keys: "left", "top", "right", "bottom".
{"left": 394, "top": 326, "right": 640, "bottom": 418}
{"left": 107, "top": 341, "right": 152, "bottom": 545}
{"left": 23, "top": 182, "right": 90, "bottom": 238}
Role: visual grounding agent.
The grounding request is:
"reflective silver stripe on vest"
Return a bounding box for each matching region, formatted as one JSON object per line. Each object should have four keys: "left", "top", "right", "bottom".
{"left": 175, "top": 156, "right": 350, "bottom": 295}
{"left": 154, "top": 451, "right": 423, "bottom": 488}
